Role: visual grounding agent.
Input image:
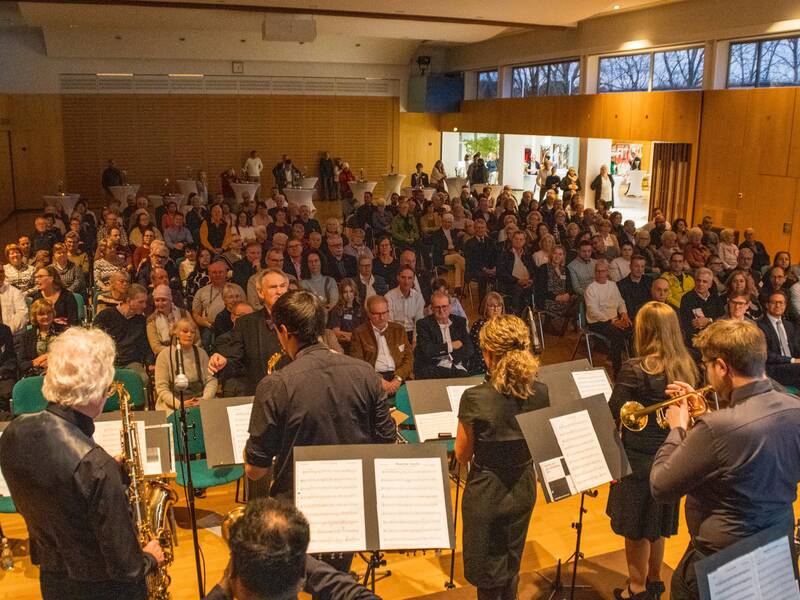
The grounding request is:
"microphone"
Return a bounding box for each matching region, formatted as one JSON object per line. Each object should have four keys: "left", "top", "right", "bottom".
{"left": 173, "top": 336, "right": 189, "bottom": 392}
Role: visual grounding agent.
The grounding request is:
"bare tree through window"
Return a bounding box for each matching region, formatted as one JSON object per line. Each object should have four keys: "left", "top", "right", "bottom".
{"left": 598, "top": 53, "right": 651, "bottom": 92}
{"left": 512, "top": 61, "right": 580, "bottom": 98}
{"left": 477, "top": 70, "right": 498, "bottom": 99}
{"left": 653, "top": 48, "right": 704, "bottom": 90}
{"left": 728, "top": 35, "right": 800, "bottom": 88}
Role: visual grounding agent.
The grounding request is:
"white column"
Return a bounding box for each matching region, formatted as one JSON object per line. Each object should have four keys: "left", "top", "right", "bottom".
{"left": 500, "top": 134, "right": 528, "bottom": 190}
{"left": 579, "top": 138, "right": 613, "bottom": 210}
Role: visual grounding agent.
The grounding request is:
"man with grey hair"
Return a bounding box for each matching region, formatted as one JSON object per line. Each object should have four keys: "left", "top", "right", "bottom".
{"left": 431, "top": 212, "right": 466, "bottom": 294}
{"left": 0, "top": 327, "right": 164, "bottom": 599}
{"left": 679, "top": 267, "right": 724, "bottom": 351}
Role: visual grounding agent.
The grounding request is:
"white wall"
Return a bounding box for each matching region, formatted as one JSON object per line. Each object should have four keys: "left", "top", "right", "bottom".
{"left": 579, "top": 138, "right": 613, "bottom": 210}
{"left": 500, "top": 134, "right": 527, "bottom": 190}
{"left": 441, "top": 132, "right": 461, "bottom": 178}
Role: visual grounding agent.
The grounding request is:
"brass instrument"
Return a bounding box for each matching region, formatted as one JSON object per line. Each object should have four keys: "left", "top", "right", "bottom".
{"left": 619, "top": 385, "right": 715, "bottom": 432}
{"left": 266, "top": 351, "right": 284, "bottom": 375}
{"left": 114, "top": 382, "right": 178, "bottom": 600}
{"left": 221, "top": 505, "right": 245, "bottom": 542}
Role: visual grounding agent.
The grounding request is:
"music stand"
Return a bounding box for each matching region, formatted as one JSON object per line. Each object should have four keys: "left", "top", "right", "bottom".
{"left": 516, "top": 395, "right": 631, "bottom": 600}
{"left": 293, "top": 443, "right": 455, "bottom": 594}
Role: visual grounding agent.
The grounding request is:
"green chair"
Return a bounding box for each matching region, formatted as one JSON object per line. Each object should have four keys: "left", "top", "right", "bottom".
{"left": 73, "top": 292, "right": 86, "bottom": 324}
{"left": 103, "top": 368, "right": 147, "bottom": 412}
{"left": 394, "top": 384, "right": 454, "bottom": 451}
{"left": 167, "top": 407, "right": 243, "bottom": 491}
{"left": 0, "top": 497, "right": 16, "bottom": 514}
{"left": 11, "top": 376, "right": 47, "bottom": 416}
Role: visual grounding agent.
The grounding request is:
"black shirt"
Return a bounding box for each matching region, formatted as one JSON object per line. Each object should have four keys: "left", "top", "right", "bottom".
{"left": 617, "top": 275, "right": 651, "bottom": 320}
{"left": 245, "top": 344, "right": 396, "bottom": 498}
{"left": 93, "top": 306, "right": 149, "bottom": 365}
{"left": 458, "top": 380, "right": 550, "bottom": 470}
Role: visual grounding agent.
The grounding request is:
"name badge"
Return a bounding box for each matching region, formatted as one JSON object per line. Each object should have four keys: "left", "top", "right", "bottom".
{"left": 343, "top": 314, "right": 353, "bottom": 320}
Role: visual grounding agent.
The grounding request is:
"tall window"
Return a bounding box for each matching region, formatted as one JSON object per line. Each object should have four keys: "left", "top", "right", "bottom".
{"left": 511, "top": 60, "right": 580, "bottom": 98}
{"left": 728, "top": 35, "right": 800, "bottom": 88}
{"left": 598, "top": 47, "right": 704, "bottom": 92}
{"left": 477, "top": 70, "right": 498, "bottom": 99}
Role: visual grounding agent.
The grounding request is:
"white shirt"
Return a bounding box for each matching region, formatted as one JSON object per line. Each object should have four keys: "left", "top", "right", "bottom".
{"left": 385, "top": 286, "right": 425, "bottom": 333}
{"left": 443, "top": 228, "right": 454, "bottom": 250}
{"left": 584, "top": 280, "right": 627, "bottom": 324}
{"left": 512, "top": 250, "right": 529, "bottom": 280}
{"left": 244, "top": 157, "right": 263, "bottom": 178}
{"left": 0, "top": 283, "right": 28, "bottom": 334}
{"left": 360, "top": 274, "right": 377, "bottom": 299}
{"left": 372, "top": 325, "right": 396, "bottom": 373}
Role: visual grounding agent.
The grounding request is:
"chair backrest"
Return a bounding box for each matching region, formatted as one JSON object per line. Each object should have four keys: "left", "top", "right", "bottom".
{"left": 11, "top": 376, "right": 47, "bottom": 415}
{"left": 73, "top": 292, "right": 85, "bottom": 323}
{"left": 167, "top": 406, "right": 206, "bottom": 457}
{"left": 103, "top": 368, "right": 146, "bottom": 412}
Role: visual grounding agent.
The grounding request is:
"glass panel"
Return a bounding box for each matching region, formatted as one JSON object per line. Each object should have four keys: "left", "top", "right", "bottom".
{"left": 727, "top": 42, "right": 757, "bottom": 87}
{"left": 511, "top": 65, "right": 536, "bottom": 98}
{"left": 652, "top": 47, "right": 704, "bottom": 90}
{"left": 547, "top": 61, "right": 581, "bottom": 96}
{"left": 598, "top": 53, "right": 651, "bottom": 92}
{"left": 477, "top": 70, "right": 498, "bottom": 99}
{"left": 757, "top": 36, "right": 800, "bottom": 87}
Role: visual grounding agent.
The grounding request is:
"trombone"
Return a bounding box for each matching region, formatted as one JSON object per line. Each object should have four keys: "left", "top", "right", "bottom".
{"left": 619, "top": 385, "right": 715, "bottom": 432}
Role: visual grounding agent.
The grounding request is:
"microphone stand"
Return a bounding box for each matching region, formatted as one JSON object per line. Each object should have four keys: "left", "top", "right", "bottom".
{"left": 174, "top": 342, "right": 205, "bottom": 598}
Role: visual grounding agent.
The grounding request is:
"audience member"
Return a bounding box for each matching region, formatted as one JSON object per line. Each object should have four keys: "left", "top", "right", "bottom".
{"left": 661, "top": 252, "right": 694, "bottom": 309}
{"left": 385, "top": 266, "right": 425, "bottom": 342}
{"left": 414, "top": 291, "right": 474, "bottom": 379}
{"left": 617, "top": 256, "right": 651, "bottom": 321}
{"left": 757, "top": 291, "right": 800, "bottom": 386}
{"left": 0, "top": 266, "right": 28, "bottom": 334}
{"left": 146, "top": 284, "right": 191, "bottom": 356}
{"left": 17, "top": 299, "right": 58, "bottom": 376}
{"left": 497, "top": 230, "right": 535, "bottom": 315}
{"left": 30, "top": 266, "right": 79, "bottom": 327}
{"left": 356, "top": 255, "right": 388, "bottom": 300}
{"left": 679, "top": 268, "right": 724, "bottom": 349}
{"left": 567, "top": 240, "right": 596, "bottom": 296}
{"left": 584, "top": 260, "right": 632, "bottom": 376}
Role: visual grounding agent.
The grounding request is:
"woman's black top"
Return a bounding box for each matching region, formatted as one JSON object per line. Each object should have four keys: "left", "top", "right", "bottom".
{"left": 372, "top": 257, "right": 399, "bottom": 287}
{"left": 30, "top": 290, "right": 79, "bottom": 326}
{"left": 458, "top": 380, "right": 550, "bottom": 471}
{"left": 327, "top": 304, "right": 364, "bottom": 334}
{"left": 608, "top": 358, "right": 674, "bottom": 456}
{"left": 205, "top": 219, "right": 228, "bottom": 250}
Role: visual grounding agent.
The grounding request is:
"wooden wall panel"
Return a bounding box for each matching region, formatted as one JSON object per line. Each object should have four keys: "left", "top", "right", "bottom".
{"left": 789, "top": 95, "right": 800, "bottom": 179}
{"left": 0, "top": 132, "right": 14, "bottom": 221}
{"left": 660, "top": 92, "right": 703, "bottom": 143}
{"left": 600, "top": 93, "right": 632, "bottom": 140}
{"left": 629, "top": 92, "right": 664, "bottom": 141}
{"left": 398, "top": 113, "right": 441, "bottom": 187}
{"left": 744, "top": 88, "right": 796, "bottom": 177}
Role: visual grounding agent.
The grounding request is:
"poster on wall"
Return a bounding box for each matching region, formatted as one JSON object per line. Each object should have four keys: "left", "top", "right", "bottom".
{"left": 611, "top": 143, "right": 643, "bottom": 175}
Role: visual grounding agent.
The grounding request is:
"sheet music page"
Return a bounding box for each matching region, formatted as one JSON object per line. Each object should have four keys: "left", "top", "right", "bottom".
{"left": 538, "top": 456, "right": 577, "bottom": 502}
{"left": 145, "top": 424, "right": 176, "bottom": 474}
{"left": 0, "top": 432, "right": 9, "bottom": 497}
{"left": 143, "top": 447, "right": 162, "bottom": 476}
{"left": 374, "top": 458, "right": 451, "bottom": 550}
{"left": 415, "top": 411, "right": 458, "bottom": 442}
{"left": 446, "top": 385, "right": 475, "bottom": 414}
{"left": 571, "top": 370, "right": 613, "bottom": 402}
{"left": 227, "top": 403, "right": 254, "bottom": 464}
{"left": 93, "top": 420, "right": 147, "bottom": 460}
{"left": 295, "top": 459, "right": 366, "bottom": 553}
{"left": 549, "top": 410, "right": 612, "bottom": 492}
{"left": 708, "top": 553, "right": 759, "bottom": 600}
{"left": 753, "top": 536, "right": 800, "bottom": 599}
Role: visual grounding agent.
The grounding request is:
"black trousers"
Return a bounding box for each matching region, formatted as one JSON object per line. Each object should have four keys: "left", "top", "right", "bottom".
{"left": 670, "top": 543, "right": 706, "bottom": 600}
{"left": 41, "top": 571, "right": 147, "bottom": 600}
{"left": 587, "top": 320, "right": 631, "bottom": 376}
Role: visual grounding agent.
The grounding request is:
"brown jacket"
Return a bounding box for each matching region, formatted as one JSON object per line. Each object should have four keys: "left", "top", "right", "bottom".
{"left": 350, "top": 321, "right": 413, "bottom": 380}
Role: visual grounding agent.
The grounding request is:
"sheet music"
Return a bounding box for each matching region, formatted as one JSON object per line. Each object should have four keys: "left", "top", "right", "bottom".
{"left": 415, "top": 411, "right": 458, "bottom": 442}
{"left": 143, "top": 447, "right": 162, "bottom": 477}
{"left": 374, "top": 458, "right": 451, "bottom": 550}
{"left": 708, "top": 536, "right": 800, "bottom": 600}
{"left": 0, "top": 432, "right": 9, "bottom": 497}
{"left": 145, "top": 423, "right": 176, "bottom": 474}
{"left": 538, "top": 456, "right": 577, "bottom": 502}
{"left": 446, "top": 385, "right": 475, "bottom": 414}
{"left": 549, "top": 410, "right": 612, "bottom": 492}
{"left": 572, "top": 370, "right": 613, "bottom": 402}
{"left": 295, "top": 459, "right": 366, "bottom": 553}
{"left": 93, "top": 420, "right": 147, "bottom": 460}
{"left": 226, "top": 403, "right": 253, "bottom": 465}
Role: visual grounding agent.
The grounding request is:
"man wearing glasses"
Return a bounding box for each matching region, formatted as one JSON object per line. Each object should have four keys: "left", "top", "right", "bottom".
{"left": 413, "top": 291, "right": 474, "bottom": 380}
{"left": 756, "top": 290, "right": 800, "bottom": 386}
{"left": 650, "top": 319, "right": 800, "bottom": 600}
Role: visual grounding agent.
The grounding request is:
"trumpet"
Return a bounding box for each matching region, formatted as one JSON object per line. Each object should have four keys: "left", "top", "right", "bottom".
{"left": 619, "top": 385, "right": 715, "bottom": 432}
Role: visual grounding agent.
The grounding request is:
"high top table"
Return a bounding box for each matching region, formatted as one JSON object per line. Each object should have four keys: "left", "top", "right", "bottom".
{"left": 148, "top": 194, "right": 186, "bottom": 210}
{"left": 381, "top": 173, "right": 406, "bottom": 197}
{"left": 43, "top": 194, "right": 80, "bottom": 215}
{"left": 176, "top": 179, "right": 198, "bottom": 198}
{"left": 109, "top": 185, "right": 140, "bottom": 204}
{"left": 298, "top": 177, "right": 318, "bottom": 190}
{"left": 230, "top": 182, "right": 260, "bottom": 204}
{"left": 349, "top": 180, "right": 377, "bottom": 206}
{"left": 283, "top": 187, "right": 316, "bottom": 214}
{"left": 445, "top": 176, "right": 468, "bottom": 200}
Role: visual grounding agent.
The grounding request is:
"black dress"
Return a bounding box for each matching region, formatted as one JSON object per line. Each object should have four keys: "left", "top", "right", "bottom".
{"left": 605, "top": 358, "right": 680, "bottom": 541}
{"left": 458, "top": 380, "right": 549, "bottom": 589}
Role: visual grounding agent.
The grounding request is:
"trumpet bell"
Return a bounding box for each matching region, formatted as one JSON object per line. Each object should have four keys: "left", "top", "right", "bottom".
{"left": 619, "top": 400, "right": 648, "bottom": 432}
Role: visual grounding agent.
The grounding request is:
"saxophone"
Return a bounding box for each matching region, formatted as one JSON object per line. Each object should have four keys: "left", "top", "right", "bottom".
{"left": 114, "top": 382, "right": 178, "bottom": 600}
{"left": 266, "top": 351, "right": 284, "bottom": 375}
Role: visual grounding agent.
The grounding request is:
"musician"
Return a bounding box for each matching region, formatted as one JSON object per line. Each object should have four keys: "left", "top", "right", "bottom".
{"left": 243, "top": 290, "right": 396, "bottom": 568}
{"left": 205, "top": 498, "right": 378, "bottom": 600}
{"left": 0, "top": 327, "right": 164, "bottom": 600}
{"left": 650, "top": 319, "right": 800, "bottom": 599}
{"left": 455, "top": 315, "right": 549, "bottom": 600}
{"left": 606, "top": 301, "right": 699, "bottom": 600}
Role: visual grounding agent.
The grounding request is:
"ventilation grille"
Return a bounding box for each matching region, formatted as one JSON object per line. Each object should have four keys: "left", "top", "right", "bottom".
{"left": 60, "top": 74, "right": 399, "bottom": 97}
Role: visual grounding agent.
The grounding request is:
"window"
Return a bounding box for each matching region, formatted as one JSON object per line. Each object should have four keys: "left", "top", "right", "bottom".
{"left": 599, "top": 47, "right": 704, "bottom": 92}
{"left": 728, "top": 35, "right": 800, "bottom": 88}
{"left": 477, "top": 70, "right": 498, "bottom": 99}
{"left": 510, "top": 60, "right": 580, "bottom": 98}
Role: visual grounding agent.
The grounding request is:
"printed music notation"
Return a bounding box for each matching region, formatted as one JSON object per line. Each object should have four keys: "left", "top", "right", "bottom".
{"left": 226, "top": 404, "right": 253, "bottom": 465}
{"left": 374, "top": 458, "right": 451, "bottom": 550}
{"left": 295, "top": 459, "right": 367, "bottom": 554}
{"left": 571, "top": 370, "right": 613, "bottom": 402}
{"left": 549, "top": 410, "right": 612, "bottom": 492}
{"left": 446, "top": 385, "right": 475, "bottom": 414}
{"left": 415, "top": 412, "right": 458, "bottom": 442}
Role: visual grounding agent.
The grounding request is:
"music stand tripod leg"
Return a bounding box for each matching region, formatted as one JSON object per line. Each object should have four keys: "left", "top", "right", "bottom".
{"left": 446, "top": 465, "right": 463, "bottom": 589}
{"left": 361, "top": 551, "right": 390, "bottom": 593}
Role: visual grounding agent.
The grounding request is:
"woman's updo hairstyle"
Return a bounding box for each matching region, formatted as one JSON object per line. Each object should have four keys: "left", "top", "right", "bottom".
{"left": 478, "top": 314, "right": 539, "bottom": 401}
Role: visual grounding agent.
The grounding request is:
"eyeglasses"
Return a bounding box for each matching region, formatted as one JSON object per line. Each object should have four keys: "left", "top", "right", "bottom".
{"left": 431, "top": 305, "right": 450, "bottom": 311}
{"left": 370, "top": 310, "right": 389, "bottom": 317}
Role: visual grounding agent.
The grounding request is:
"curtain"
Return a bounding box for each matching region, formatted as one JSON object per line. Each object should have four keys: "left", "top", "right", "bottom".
{"left": 649, "top": 143, "right": 691, "bottom": 222}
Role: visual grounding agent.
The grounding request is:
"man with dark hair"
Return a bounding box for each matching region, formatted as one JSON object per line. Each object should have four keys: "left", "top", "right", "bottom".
{"left": 651, "top": 319, "right": 800, "bottom": 600}
{"left": 756, "top": 290, "right": 800, "bottom": 386}
{"left": 243, "top": 289, "right": 396, "bottom": 523}
{"left": 617, "top": 255, "right": 651, "bottom": 320}
{"left": 205, "top": 498, "right": 377, "bottom": 600}
{"left": 567, "top": 240, "right": 597, "bottom": 296}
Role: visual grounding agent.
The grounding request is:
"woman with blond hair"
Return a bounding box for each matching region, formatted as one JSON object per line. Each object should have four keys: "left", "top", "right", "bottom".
{"left": 456, "top": 314, "right": 550, "bottom": 600}
{"left": 716, "top": 228, "right": 739, "bottom": 271}
{"left": 606, "top": 301, "right": 699, "bottom": 600}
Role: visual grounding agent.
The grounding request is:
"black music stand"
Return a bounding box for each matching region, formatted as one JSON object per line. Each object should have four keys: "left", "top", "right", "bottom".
{"left": 516, "top": 395, "right": 630, "bottom": 600}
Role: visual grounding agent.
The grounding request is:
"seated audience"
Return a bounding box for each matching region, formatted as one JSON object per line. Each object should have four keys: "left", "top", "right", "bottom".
{"left": 735, "top": 246, "right": 761, "bottom": 284}
{"left": 301, "top": 250, "right": 338, "bottom": 311}
{"left": 282, "top": 238, "right": 307, "bottom": 282}
{"left": 327, "top": 278, "right": 363, "bottom": 355}
{"left": 716, "top": 228, "right": 739, "bottom": 270}
{"left": 0, "top": 266, "right": 27, "bottom": 335}
{"left": 398, "top": 248, "right": 432, "bottom": 304}
{"left": 193, "top": 261, "right": 243, "bottom": 344}
{"left": 468, "top": 292, "right": 504, "bottom": 374}
{"left": 725, "top": 292, "right": 751, "bottom": 321}
{"left": 350, "top": 295, "right": 413, "bottom": 396}
{"left": 154, "top": 318, "right": 218, "bottom": 412}
{"left": 4, "top": 243, "right": 35, "bottom": 294}
{"left": 93, "top": 238, "right": 127, "bottom": 292}
{"left": 535, "top": 244, "right": 574, "bottom": 333}
{"left": 64, "top": 231, "right": 89, "bottom": 274}
{"left": 164, "top": 212, "right": 194, "bottom": 258}
{"left": 232, "top": 241, "right": 265, "bottom": 291}
{"left": 432, "top": 213, "right": 466, "bottom": 293}
{"left": 325, "top": 234, "right": 357, "bottom": 281}
{"left": 356, "top": 255, "right": 388, "bottom": 300}
{"left": 617, "top": 256, "right": 651, "bottom": 321}
{"left": 497, "top": 230, "right": 535, "bottom": 315}
{"left": 650, "top": 277, "right": 672, "bottom": 305}
{"left": 30, "top": 266, "right": 79, "bottom": 327}
{"left": 720, "top": 268, "right": 762, "bottom": 321}
{"left": 463, "top": 218, "right": 497, "bottom": 303}
{"left": 567, "top": 240, "right": 597, "bottom": 296}
{"left": 185, "top": 247, "right": 212, "bottom": 306}
{"left": 146, "top": 284, "right": 191, "bottom": 356}
{"left": 51, "top": 242, "right": 86, "bottom": 296}
{"left": 609, "top": 241, "right": 634, "bottom": 282}
{"left": 757, "top": 291, "right": 800, "bottom": 386}
{"left": 759, "top": 266, "right": 788, "bottom": 306}
{"left": 414, "top": 291, "right": 474, "bottom": 379}
{"left": 429, "top": 278, "right": 467, "bottom": 323}
{"left": 372, "top": 235, "right": 399, "bottom": 287}
{"left": 661, "top": 252, "right": 694, "bottom": 309}
{"left": 17, "top": 299, "right": 59, "bottom": 377}
{"left": 679, "top": 268, "right": 724, "bottom": 349}
{"left": 739, "top": 227, "right": 770, "bottom": 271}
{"left": 584, "top": 259, "right": 632, "bottom": 376}
{"left": 212, "top": 283, "right": 246, "bottom": 339}
{"left": 199, "top": 203, "right": 231, "bottom": 255}
{"left": 385, "top": 266, "right": 425, "bottom": 342}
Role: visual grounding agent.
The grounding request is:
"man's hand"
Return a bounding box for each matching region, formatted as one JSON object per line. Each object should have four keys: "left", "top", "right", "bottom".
{"left": 381, "top": 378, "right": 400, "bottom": 394}
{"left": 665, "top": 398, "right": 690, "bottom": 430}
{"left": 185, "top": 397, "right": 200, "bottom": 407}
{"left": 666, "top": 380, "right": 696, "bottom": 398}
{"left": 208, "top": 353, "right": 227, "bottom": 374}
{"left": 143, "top": 540, "right": 165, "bottom": 566}
{"left": 452, "top": 340, "right": 463, "bottom": 350}
{"left": 32, "top": 354, "right": 48, "bottom": 368}
{"left": 691, "top": 316, "right": 710, "bottom": 329}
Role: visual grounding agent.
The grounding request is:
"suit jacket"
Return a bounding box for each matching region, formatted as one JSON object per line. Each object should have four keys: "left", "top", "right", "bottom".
{"left": 413, "top": 315, "right": 475, "bottom": 379}
{"left": 350, "top": 321, "right": 413, "bottom": 380}
{"left": 464, "top": 235, "right": 497, "bottom": 279}
{"left": 282, "top": 256, "right": 309, "bottom": 281}
{"left": 430, "top": 228, "right": 463, "bottom": 267}
{"left": 325, "top": 253, "right": 358, "bottom": 281}
{"left": 497, "top": 249, "right": 536, "bottom": 288}
{"left": 757, "top": 316, "right": 800, "bottom": 364}
{"left": 356, "top": 275, "right": 388, "bottom": 302}
{"left": 411, "top": 172, "right": 430, "bottom": 188}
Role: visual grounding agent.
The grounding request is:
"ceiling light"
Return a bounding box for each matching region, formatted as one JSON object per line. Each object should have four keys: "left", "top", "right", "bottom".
{"left": 168, "top": 73, "right": 204, "bottom": 77}
{"left": 613, "top": 4, "right": 621, "bottom": 9}
{"left": 97, "top": 73, "right": 133, "bottom": 77}
{"left": 453, "top": 127, "right": 458, "bottom": 132}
